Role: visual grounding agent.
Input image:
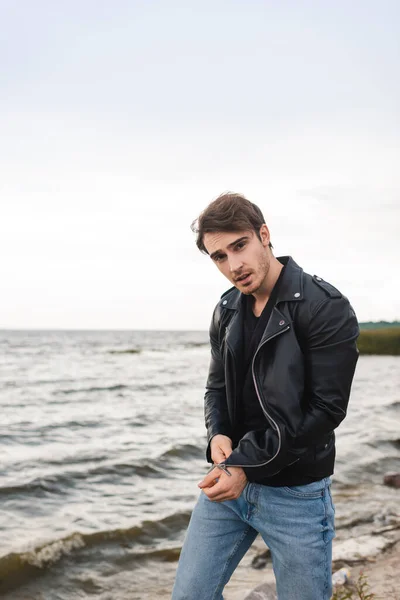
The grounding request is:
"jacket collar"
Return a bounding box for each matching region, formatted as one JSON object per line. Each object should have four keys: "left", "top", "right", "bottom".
{"left": 222, "top": 256, "right": 303, "bottom": 359}
{"left": 219, "top": 256, "right": 304, "bottom": 311}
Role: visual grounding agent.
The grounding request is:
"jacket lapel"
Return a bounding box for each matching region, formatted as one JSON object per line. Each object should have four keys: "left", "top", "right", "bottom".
{"left": 221, "top": 255, "right": 304, "bottom": 354}
{"left": 258, "top": 305, "right": 290, "bottom": 346}
{"left": 224, "top": 298, "right": 244, "bottom": 364}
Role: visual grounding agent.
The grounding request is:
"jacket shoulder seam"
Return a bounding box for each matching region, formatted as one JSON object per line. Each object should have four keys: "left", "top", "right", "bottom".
{"left": 310, "top": 295, "right": 347, "bottom": 320}
{"left": 311, "top": 275, "right": 342, "bottom": 298}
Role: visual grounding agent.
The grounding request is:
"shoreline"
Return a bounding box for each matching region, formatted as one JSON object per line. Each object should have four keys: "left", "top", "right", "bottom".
{"left": 223, "top": 510, "right": 400, "bottom": 600}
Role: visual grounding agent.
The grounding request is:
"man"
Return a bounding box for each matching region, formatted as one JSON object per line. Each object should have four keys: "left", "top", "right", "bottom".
{"left": 172, "top": 193, "right": 359, "bottom": 600}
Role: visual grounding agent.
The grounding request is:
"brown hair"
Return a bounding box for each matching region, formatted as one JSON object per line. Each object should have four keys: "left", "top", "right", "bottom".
{"left": 191, "top": 192, "right": 273, "bottom": 254}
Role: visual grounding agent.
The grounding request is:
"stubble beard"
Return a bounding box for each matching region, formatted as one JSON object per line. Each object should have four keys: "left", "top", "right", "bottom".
{"left": 238, "top": 251, "right": 270, "bottom": 296}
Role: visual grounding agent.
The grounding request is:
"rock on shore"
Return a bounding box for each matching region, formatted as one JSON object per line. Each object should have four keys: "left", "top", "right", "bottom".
{"left": 244, "top": 582, "right": 277, "bottom": 599}
{"left": 383, "top": 472, "right": 400, "bottom": 488}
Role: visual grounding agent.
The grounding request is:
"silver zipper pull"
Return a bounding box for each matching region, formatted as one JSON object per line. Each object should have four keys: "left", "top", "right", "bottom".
{"left": 217, "top": 463, "right": 232, "bottom": 477}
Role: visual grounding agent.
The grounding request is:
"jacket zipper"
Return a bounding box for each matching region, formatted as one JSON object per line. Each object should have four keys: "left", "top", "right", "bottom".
{"left": 218, "top": 325, "right": 290, "bottom": 470}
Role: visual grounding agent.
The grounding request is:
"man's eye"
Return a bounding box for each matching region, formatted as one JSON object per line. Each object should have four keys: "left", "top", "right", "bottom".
{"left": 214, "top": 255, "right": 225, "bottom": 262}
{"left": 235, "top": 242, "right": 245, "bottom": 250}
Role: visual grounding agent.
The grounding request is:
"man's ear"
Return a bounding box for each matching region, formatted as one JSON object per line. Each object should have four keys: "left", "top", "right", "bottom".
{"left": 259, "top": 224, "right": 270, "bottom": 247}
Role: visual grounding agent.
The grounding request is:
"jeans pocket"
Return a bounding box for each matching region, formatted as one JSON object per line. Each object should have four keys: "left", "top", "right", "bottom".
{"left": 283, "top": 478, "right": 327, "bottom": 498}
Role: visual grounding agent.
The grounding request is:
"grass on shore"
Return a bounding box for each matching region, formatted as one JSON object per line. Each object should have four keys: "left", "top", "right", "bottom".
{"left": 332, "top": 572, "right": 399, "bottom": 600}
{"left": 357, "top": 327, "right": 400, "bottom": 355}
{"left": 332, "top": 572, "right": 375, "bottom": 599}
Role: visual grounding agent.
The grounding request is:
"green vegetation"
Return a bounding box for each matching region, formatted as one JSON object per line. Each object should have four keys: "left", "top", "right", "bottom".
{"left": 332, "top": 571, "right": 400, "bottom": 599}
{"left": 358, "top": 327, "right": 400, "bottom": 355}
{"left": 332, "top": 572, "right": 376, "bottom": 599}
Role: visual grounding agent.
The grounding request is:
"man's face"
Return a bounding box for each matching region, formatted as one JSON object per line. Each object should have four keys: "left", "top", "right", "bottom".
{"left": 203, "top": 227, "right": 271, "bottom": 295}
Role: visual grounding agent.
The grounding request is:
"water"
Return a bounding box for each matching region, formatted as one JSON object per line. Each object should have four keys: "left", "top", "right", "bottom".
{"left": 0, "top": 330, "right": 399, "bottom": 599}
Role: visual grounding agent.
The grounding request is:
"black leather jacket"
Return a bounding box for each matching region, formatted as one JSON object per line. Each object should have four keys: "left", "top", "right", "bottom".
{"left": 204, "top": 256, "right": 359, "bottom": 484}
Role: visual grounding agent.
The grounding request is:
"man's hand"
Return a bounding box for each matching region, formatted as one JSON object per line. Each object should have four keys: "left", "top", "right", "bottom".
{"left": 198, "top": 466, "right": 247, "bottom": 502}
{"left": 210, "top": 434, "right": 233, "bottom": 464}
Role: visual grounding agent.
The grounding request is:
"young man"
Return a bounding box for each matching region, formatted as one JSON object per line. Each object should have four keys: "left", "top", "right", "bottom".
{"left": 172, "top": 193, "right": 359, "bottom": 600}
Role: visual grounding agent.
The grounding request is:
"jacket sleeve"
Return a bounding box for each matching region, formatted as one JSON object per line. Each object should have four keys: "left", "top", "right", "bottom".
{"left": 204, "top": 305, "right": 233, "bottom": 462}
{"left": 293, "top": 297, "right": 359, "bottom": 446}
{"left": 223, "top": 295, "right": 359, "bottom": 478}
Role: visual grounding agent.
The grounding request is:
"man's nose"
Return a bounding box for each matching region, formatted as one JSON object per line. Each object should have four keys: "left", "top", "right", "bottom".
{"left": 228, "top": 256, "right": 243, "bottom": 274}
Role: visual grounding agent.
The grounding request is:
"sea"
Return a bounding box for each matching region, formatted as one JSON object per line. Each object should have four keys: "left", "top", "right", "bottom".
{"left": 0, "top": 330, "right": 399, "bottom": 600}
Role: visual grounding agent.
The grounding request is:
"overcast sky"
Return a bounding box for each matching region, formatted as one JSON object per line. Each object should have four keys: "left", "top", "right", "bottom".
{"left": 1, "top": 0, "right": 399, "bottom": 330}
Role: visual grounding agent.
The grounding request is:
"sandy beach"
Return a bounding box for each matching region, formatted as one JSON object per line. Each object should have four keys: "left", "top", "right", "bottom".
{"left": 347, "top": 541, "right": 400, "bottom": 599}
{"left": 223, "top": 505, "right": 400, "bottom": 600}
{"left": 223, "top": 542, "right": 400, "bottom": 600}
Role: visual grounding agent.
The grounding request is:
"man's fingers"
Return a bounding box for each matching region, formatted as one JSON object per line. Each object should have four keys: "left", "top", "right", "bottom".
{"left": 218, "top": 441, "right": 232, "bottom": 456}
{"left": 198, "top": 468, "right": 220, "bottom": 488}
{"left": 211, "top": 449, "right": 226, "bottom": 463}
{"left": 210, "top": 436, "right": 233, "bottom": 462}
{"left": 222, "top": 445, "right": 232, "bottom": 459}
{"left": 211, "top": 442, "right": 232, "bottom": 463}
{"left": 203, "top": 483, "right": 231, "bottom": 501}
{"left": 204, "top": 486, "right": 225, "bottom": 499}
{"left": 200, "top": 467, "right": 247, "bottom": 502}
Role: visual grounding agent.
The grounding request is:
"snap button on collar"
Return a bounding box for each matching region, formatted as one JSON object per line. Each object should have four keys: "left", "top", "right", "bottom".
{"left": 294, "top": 292, "right": 300, "bottom": 298}
{"left": 279, "top": 320, "right": 285, "bottom": 326}
{"left": 222, "top": 300, "right": 227, "bottom": 305}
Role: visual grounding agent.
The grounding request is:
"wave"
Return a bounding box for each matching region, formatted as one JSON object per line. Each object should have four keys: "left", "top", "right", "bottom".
{"left": 43, "top": 419, "right": 103, "bottom": 432}
{"left": 109, "top": 349, "right": 141, "bottom": 354}
{"left": 162, "top": 443, "right": 204, "bottom": 460}
{"left": 52, "top": 380, "right": 191, "bottom": 395}
{"left": 0, "top": 443, "right": 203, "bottom": 498}
{"left": 134, "top": 379, "right": 195, "bottom": 393}
{"left": 82, "top": 510, "right": 191, "bottom": 548}
{"left": 0, "top": 533, "right": 85, "bottom": 594}
{"left": 128, "top": 546, "right": 181, "bottom": 562}
{"left": 0, "top": 464, "right": 163, "bottom": 498}
{"left": 183, "top": 342, "right": 209, "bottom": 349}
{"left": 0, "top": 512, "right": 190, "bottom": 593}
{"left": 55, "top": 384, "right": 128, "bottom": 395}
{"left": 106, "top": 342, "right": 209, "bottom": 355}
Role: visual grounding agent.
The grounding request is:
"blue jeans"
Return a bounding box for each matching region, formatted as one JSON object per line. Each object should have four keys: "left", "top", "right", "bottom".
{"left": 172, "top": 477, "right": 335, "bottom": 600}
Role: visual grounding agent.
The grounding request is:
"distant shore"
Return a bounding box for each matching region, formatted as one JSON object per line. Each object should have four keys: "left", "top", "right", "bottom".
{"left": 1, "top": 326, "right": 399, "bottom": 355}
{"left": 358, "top": 327, "right": 400, "bottom": 355}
